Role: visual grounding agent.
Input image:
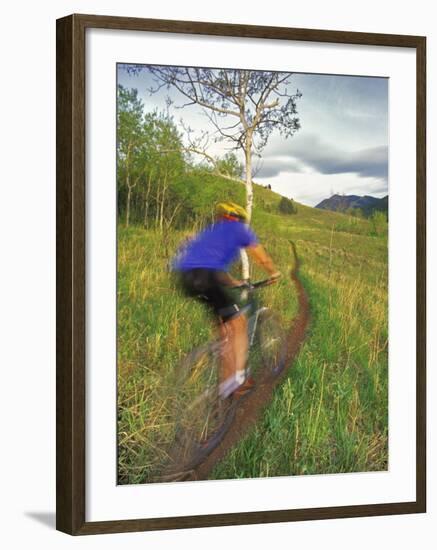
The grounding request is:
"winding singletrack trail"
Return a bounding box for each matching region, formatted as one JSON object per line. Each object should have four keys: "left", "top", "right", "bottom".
{"left": 185, "top": 241, "right": 311, "bottom": 481}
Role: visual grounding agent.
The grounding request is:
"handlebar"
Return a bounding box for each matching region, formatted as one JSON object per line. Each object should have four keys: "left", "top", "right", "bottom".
{"left": 234, "top": 275, "right": 281, "bottom": 291}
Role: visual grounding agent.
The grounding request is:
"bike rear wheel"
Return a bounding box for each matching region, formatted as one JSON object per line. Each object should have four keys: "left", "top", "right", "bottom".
{"left": 161, "top": 342, "right": 236, "bottom": 480}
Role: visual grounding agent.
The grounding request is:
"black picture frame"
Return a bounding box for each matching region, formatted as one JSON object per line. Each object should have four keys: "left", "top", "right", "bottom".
{"left": 56, "top": 13, "right": 426, "bottom": 535}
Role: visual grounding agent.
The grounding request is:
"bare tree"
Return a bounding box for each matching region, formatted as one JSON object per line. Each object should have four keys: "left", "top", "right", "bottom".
{"left": 176, "top": 121, "right": 244, "bottom": 184}
{"left": 145, "top": 67, "right": 302, "bottom": 277}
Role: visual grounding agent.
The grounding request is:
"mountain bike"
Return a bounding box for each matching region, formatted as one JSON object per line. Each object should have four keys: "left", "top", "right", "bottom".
{"left": 160, "top": 276, "right": 287, "bottom": 481}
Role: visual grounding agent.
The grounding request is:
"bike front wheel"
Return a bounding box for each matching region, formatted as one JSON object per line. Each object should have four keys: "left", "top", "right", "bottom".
{"left": 252, "top": 309, "right": 287, "bottom": 380}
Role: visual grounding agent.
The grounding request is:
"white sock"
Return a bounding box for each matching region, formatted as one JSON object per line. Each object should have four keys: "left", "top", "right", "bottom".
{"left": 219, "top": 370, "right": 246, "bottom": 399}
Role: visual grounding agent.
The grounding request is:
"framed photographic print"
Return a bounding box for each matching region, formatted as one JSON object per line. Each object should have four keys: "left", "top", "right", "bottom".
{"left": 56, "top": 13, "right": 426, "bottom": 535}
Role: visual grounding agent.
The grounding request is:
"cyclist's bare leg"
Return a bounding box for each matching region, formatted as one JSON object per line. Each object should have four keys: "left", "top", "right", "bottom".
{"left": 218, "top": 314, "right": 248, "bottom": 398}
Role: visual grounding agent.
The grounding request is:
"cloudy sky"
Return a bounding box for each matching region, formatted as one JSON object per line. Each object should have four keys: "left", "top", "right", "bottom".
{"left": 118, "top": 66, "right": 388, "bottom": 207}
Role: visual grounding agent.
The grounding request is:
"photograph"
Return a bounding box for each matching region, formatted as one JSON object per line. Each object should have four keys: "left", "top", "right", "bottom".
{"left": 1, "top": 0, "right": 432, "bottom": 545}
{"left": 116, "top": 63, "right": 389, "bottom": 485}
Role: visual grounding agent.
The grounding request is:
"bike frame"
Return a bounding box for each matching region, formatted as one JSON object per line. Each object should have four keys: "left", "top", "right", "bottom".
{"left": 236, "top": 280, "right": 273, "bottom": 347}
{"left": 206, "top": 278, "right": 276, "bottom": 358}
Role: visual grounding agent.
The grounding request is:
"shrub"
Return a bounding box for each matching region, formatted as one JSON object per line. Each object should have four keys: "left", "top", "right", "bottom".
{"left": 278, "top": 196, "right": 297, "bottom": 215}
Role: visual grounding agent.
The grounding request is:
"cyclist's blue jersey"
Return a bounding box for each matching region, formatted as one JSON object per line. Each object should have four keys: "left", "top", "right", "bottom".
{"left": 172, "top": 219, "right": 258, "bottom": 272}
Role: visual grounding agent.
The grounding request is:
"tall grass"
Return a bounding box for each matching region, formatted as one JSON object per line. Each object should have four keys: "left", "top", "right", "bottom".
{"left": 117, "top": 196, "right": 388, "bottom": 484}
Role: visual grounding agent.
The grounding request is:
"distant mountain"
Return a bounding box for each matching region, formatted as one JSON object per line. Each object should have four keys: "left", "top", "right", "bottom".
{"left": 315, "top": 194, "right": 388, "bottom": 217}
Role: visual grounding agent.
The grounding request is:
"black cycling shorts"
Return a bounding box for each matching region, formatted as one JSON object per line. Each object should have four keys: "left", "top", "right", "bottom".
{"left": 178, "top": 269, "right": 241, "bottom": 322}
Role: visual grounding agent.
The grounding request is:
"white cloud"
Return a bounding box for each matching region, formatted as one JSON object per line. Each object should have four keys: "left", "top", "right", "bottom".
{"left": 259, "top": 133, "right": 388, "bottom": 181}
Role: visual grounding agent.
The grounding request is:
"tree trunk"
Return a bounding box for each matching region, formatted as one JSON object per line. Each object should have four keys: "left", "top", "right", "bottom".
{"left": 126, "top": 185, "right": 132, "bottom": 228}
{"left": 244, "top": 134, "right": 254, "bottom": 223}
{"left": 144, "top": 171, "right": 153, "bottom": 228}
{"left": 125, "top": 143, "right": 132, "bottom": 228}
{"left": 159, "top": 170, "right": 168, "bottom": 232}
{"left": 240, "top": 132, "right": 253, "bottom": 280}
{"left": 144, "top": 200, "right": 149, "bottom": 229}
{"left": 155, "top": 179, "right": 161, "bottom": 228}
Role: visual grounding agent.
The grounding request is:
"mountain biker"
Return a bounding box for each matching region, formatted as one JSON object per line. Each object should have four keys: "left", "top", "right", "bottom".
{"left": 172, "top": 202, "right": 281, "bottom": 400}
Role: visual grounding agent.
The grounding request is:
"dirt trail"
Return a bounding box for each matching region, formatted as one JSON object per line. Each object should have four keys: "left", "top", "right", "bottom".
{"left": 188, "top": 241, "right": 311, "bottom": 480}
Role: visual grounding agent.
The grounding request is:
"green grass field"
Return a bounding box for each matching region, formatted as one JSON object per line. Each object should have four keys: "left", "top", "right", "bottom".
{"left": 117, "top": 179, "right": 388, "bottom": 484}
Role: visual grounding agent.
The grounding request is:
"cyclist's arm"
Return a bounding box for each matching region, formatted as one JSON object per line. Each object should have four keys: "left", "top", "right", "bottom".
{"left": 246, "top": 244, "right": 281, "bottom": 278}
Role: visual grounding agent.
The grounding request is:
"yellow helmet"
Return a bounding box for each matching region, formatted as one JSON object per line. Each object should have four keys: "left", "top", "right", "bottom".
{"left": 215, "top": 201, "right": 249, "bottom": 222}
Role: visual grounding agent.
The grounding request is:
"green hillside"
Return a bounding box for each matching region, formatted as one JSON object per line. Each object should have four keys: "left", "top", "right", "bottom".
{"left": 117, "top": 172, "right": 388, "bottom": 484}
